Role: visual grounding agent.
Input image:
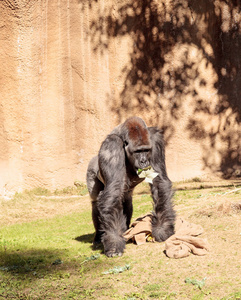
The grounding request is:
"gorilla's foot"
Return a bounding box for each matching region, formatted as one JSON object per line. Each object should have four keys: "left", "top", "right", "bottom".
{"left": 102, "top": 234, "right": 126, "bottom": 257}
{"left": 152, "top": 220, "right": 175, "bottom": 242}
{"left": 105, "top": 248, "right": 123, "bottom": 257}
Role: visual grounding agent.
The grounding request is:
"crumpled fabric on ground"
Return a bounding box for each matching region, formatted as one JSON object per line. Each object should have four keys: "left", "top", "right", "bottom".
{"left": 165, "top": 217, "right": 210, "bottom": 258}
{"left": 123, "top": 214, "right": 153, "bottom": 245}
{"left": 123, "top": 214, "right": 210, "bottom": 259}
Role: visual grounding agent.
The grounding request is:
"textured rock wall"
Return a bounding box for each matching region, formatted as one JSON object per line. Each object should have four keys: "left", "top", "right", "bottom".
{"left": 0, "top": 0, "right": 240, "bottom": 195}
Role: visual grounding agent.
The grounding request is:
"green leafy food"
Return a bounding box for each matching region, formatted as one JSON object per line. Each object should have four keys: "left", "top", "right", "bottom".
{"left": 137, "top": 166, "right": 159, "bottom": 183}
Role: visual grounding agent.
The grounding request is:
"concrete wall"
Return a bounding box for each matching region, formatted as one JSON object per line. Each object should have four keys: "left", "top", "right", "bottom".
{"left": 0, "top": 0, "right": 240, "bottom": 195}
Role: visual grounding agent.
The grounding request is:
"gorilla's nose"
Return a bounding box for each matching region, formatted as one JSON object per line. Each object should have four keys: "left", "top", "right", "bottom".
{"left": 140, "top": 161, "right": 149, "bottom": 168}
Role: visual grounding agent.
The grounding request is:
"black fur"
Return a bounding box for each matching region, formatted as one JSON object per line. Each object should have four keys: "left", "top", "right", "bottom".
{"left": 86, "top": 116, "right": 175, "bottom": 257}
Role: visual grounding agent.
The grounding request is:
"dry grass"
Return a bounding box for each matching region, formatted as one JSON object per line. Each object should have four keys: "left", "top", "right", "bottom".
{"left": 0, "top": 188, "right": 90, "bottom": 226}
{"left": 0, "top": 180, "right": 241, "bottom": 299}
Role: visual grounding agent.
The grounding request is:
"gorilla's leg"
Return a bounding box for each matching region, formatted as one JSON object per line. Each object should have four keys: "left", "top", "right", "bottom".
{"left": 86, "top": 156, "right": 104, "bottom": 245}
{"left": 91, "top": 200, "right": 103, "bottom": 245}
{"left": 98, "top": 182, "right": 127, "bottom": 257}
{"left": 150, "top": 176, "right": 175, "bottom": 241}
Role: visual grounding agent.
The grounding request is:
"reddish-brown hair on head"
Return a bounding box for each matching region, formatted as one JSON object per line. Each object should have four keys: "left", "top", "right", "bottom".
{"left": 124, "top": 117, "right": 150, "bottom": 146}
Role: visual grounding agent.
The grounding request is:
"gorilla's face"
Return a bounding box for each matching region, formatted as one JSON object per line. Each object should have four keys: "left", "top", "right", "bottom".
{"left": 133, "top": 148, "right": 151, "bottom": 170}
{"left": 126, "top": 145, "right": 151, "bottom": 171}
{"left": 123, "top": 117, "right": 152, "bottom": 171}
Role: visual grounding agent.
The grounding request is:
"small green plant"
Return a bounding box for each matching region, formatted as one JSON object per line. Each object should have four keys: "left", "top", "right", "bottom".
{"left": 144, "top": 283, "right": 162, "bottom": 292}
{"left": 102, "top": 264, "right": 131, "bottom": 275}
{"left": 185, "top": 277, "right": 206, "bottom": 290}
{"left": 80, "top": 253, "right": 100, "bottom": 264}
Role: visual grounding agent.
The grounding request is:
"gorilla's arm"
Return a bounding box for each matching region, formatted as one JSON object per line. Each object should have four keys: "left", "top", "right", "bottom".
{"left": 148, "top": 127, "right": 176, "bottom": 241}
{"left": 97, "top": 134, "right": 127, "bottom": 257}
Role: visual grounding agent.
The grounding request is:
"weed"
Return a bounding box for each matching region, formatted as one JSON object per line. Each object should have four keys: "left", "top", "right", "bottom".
{"left": 185, "top": 277, "right": 206, "bottom": 290}
{"left": 80, "top": 253, "right": 100, "bottom": 264}
{"left": 144, "top": 283, "right": 162, "bottom": 292}
{"left": 102, "top": 264, "right": 131, "bottom": 275}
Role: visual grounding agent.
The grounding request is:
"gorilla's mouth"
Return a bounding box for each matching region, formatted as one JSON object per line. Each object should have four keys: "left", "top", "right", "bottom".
{"left": 137, "top": 166, "right": 151, "bottom": 175}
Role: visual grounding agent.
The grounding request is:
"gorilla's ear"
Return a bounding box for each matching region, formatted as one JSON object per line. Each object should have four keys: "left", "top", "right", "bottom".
{"left": 123, "top": 140, "right": 130, "bottom": 154}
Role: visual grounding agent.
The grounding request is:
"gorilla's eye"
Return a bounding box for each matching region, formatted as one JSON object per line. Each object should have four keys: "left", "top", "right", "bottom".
{"left": 134, "top": 149, "right": 150, "bottom": 154}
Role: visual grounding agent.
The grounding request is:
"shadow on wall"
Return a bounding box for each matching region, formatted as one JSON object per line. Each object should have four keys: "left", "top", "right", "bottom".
{"left": 84, "top": 0, "right": 241, "bottom": 178}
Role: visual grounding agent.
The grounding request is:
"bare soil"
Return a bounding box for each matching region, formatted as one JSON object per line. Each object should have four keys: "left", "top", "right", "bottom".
{"left": 0, "top": 180, "right": 241, "bottom": 299}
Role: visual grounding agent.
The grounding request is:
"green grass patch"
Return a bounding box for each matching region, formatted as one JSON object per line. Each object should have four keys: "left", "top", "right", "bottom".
{"left": 0, "top": 182, "right": 241, "bottom": 299}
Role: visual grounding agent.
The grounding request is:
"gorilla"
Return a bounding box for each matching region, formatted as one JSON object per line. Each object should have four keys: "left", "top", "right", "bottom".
{"left": 86, "top": 116, "right": 175, "bottom": 257}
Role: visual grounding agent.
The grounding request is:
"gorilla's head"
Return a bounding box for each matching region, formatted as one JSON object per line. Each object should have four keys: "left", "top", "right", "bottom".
{"left": 122, "top": 117, "right": 152, "bottom": 171}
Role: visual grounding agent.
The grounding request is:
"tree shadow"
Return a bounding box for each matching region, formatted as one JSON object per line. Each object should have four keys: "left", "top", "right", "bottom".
{"left": 0, "top": 248, "right": 68, "bottom": 277}
{"left": 83, "top": 0, "right": 241, "bottom": 178}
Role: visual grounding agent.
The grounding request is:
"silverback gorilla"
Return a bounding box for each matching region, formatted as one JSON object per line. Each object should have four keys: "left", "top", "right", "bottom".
{"left": 86, "top": 116, "right": 175, "bottom": 257}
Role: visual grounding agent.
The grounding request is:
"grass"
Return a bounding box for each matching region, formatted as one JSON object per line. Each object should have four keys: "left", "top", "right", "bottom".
{"left": 0, "top": 180, "right": 241, "bottom": 299}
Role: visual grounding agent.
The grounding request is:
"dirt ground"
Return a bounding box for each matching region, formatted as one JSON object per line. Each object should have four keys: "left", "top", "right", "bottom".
{"left": 0, "top": 180, "right": 241, "bottom": 299}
